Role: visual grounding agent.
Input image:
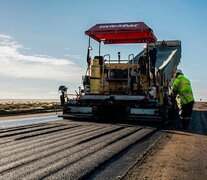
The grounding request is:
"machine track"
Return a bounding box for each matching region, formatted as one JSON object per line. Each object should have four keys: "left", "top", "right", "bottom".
{"left": 0, "top": 119, "right": 160, "bottom": 179}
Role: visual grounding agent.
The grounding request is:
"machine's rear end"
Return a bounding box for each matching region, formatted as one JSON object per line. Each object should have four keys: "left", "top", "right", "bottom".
{"left": 59, "top": 22, "right": 181, "bottom": 121}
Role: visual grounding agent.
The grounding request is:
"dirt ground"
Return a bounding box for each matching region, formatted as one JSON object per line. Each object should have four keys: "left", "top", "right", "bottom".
{"left": 124, "top": 102, "right": 207, "bottom": 180}
{"left": 193, "top": 101, "right": 207, "bottom": 111}
{"left": 124, "top": 132, "right": 207, "bottom": 180}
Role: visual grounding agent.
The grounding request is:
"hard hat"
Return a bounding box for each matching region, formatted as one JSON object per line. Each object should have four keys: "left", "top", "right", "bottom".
{"left": 176, "top": 69, "right": 183, "bottom": 74}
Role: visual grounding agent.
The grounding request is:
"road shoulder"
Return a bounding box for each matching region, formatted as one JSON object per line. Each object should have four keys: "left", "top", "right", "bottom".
{"left": 0, "top": 112, "right": 59, "bottom": 121}
{"left": 123, "top": 130, "right": 207, "bottom": 180}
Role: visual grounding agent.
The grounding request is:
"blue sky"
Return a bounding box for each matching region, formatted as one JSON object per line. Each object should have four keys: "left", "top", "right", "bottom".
{"left": 0, "top": 0, "right": 207, "bottom": 100}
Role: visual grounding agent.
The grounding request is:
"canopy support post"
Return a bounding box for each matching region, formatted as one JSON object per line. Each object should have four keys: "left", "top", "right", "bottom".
{"left": 147, "top": 42, "right": 150, "bottom": 88}
{"left": 86, "top": 37, "right": 92, "bottom": 75}
{"left": 99, "top": 42, "right": 101, "bottom": 56}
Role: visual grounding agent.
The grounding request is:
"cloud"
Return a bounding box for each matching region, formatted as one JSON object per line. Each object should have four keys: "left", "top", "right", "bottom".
{"left": 191, "top": 79, "right": 202, "bottom": 83}
{"left": 0, "top": 86, "right": 60, "bottom": 99}
{"left": 0, "top": 34, "right": 83, "bottom": 81}
{"left": 0, "top": 34, "right": 12, "bottom": 40}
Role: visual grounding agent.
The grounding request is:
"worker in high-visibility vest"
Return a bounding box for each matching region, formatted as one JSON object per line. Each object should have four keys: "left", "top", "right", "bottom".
{"left": 171, "top": 69, "right": 194, "bottom": 129}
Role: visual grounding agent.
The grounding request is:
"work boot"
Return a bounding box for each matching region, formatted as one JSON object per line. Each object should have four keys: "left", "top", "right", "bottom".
{"left": 181, "top": 119, "right": 190, "bottom": 129}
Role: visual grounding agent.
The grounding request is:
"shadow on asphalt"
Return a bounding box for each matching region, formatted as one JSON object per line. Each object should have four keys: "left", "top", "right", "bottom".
{"left": 164, "top": 110, "right": 207, "bottom": 136}
{"left": 64, "top": 110, "right": 207, "bottom": 136}
{"left": 64, "top": 116, "right": 178, "bottom": 130}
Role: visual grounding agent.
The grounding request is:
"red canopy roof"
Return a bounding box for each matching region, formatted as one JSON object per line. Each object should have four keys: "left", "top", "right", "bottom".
{"left": 85, "top": 22, "right": 156, "bottom": 44}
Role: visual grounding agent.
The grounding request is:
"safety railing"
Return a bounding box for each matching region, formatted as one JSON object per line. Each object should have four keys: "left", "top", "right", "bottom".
{"left": 102, "top": 53, "right": 136, "bottom": 93}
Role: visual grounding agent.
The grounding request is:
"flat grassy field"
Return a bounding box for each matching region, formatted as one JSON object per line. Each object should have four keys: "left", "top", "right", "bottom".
{"left": 193, "top": 101, "right": 207, "bottom": 111}
{"left": 0, "top": 100, "right": 61, "bottom": 116}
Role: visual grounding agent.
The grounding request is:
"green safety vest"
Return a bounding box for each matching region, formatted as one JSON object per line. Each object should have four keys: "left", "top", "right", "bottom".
{"left": 172, "top": 74, "right": 194, "bottom": 105}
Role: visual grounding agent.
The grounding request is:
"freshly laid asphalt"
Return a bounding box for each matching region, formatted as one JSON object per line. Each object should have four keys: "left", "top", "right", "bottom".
{"left": 0, "top": 117, "right": 158, "bottom": 179}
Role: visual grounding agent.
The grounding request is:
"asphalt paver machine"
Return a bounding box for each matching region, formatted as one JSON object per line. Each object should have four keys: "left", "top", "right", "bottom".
{"left": 59, "top": 22, "right": 181, "bottom": 121}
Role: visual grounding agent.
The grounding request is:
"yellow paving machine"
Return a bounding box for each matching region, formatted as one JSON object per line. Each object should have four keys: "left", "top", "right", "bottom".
{"left": 59, "top": 22, "right": 181, "bottom": 121}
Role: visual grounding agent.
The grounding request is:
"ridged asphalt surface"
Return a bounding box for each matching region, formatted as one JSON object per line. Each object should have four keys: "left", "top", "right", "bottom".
{"left": 0, "top": 120, "right": 156, "bottom": 179}
{"left": 189, "top": 111, "right": 207, "bottom": 135}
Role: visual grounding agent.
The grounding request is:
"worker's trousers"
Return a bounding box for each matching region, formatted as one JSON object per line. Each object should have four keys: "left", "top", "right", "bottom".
{"left": 179, "top": 101, "right": 194, "bottom": 129}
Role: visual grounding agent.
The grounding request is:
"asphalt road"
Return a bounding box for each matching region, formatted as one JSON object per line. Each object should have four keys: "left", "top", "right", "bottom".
{"left": 3, "top": 110, "right": 205, "bottom": 180}
{"left": 188, "top": 110, "right": 207, "bottom": 135}
{"left": 0, "top": 116, "right": 160, "bottom": 180}
{"left": 0, "top": 114, "right": 62, "bottom": 128}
